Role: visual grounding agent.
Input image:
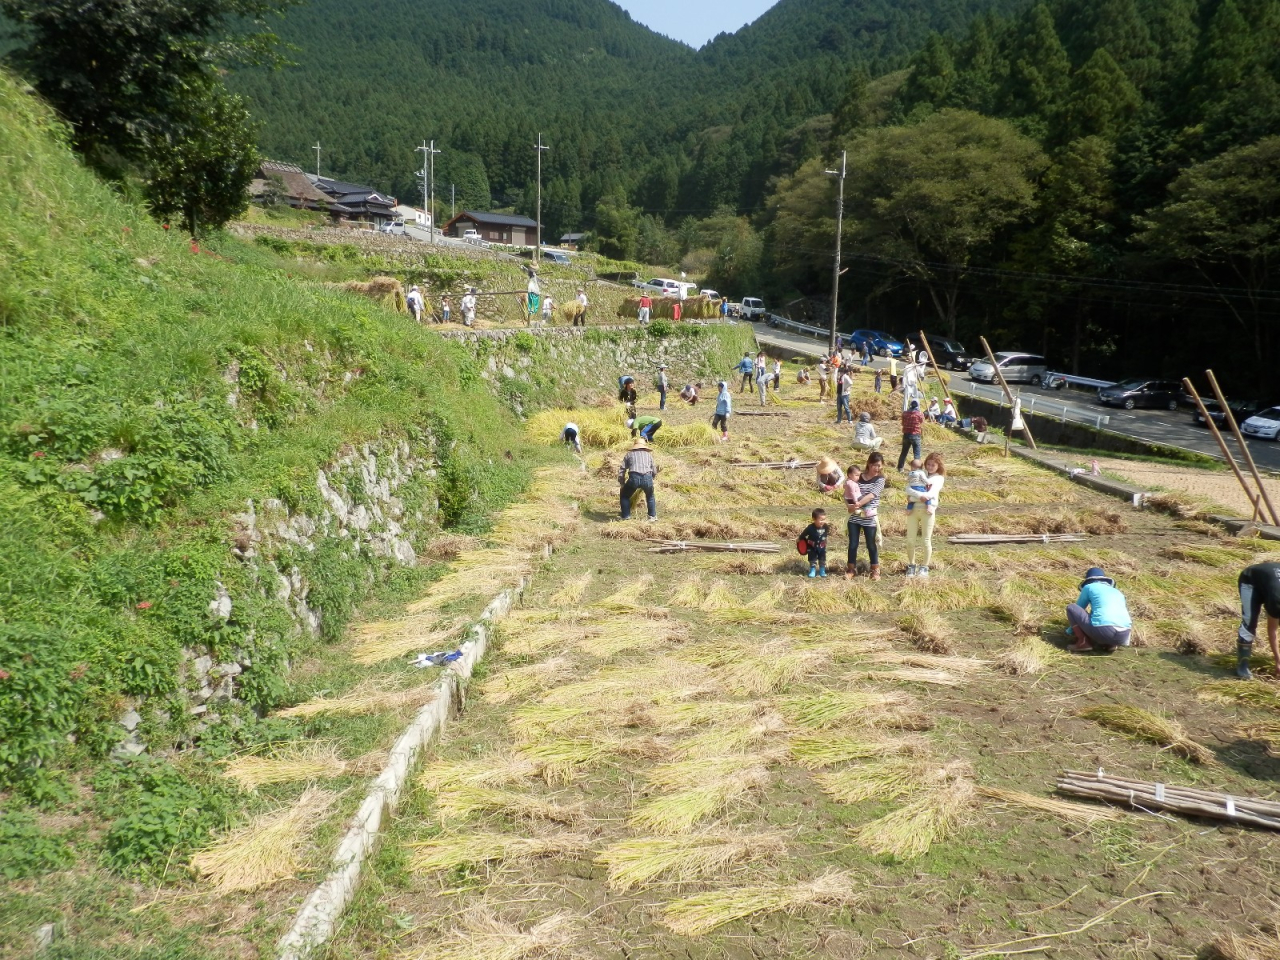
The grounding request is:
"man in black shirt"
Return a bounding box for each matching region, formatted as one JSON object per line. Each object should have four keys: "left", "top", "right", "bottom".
{"left": 1237, "top": 562, "right": 1280, "bottom": 679}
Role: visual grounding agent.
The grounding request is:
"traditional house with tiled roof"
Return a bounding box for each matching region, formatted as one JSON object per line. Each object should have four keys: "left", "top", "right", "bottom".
{"left": 443, "top": 210, "right": 540, "bottom": 246}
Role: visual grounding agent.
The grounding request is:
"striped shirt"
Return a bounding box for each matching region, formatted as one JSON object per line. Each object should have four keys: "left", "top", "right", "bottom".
{"left": 849, "top": 475, "right": 885, "bottom": 526}
{"left": 619, "top": 449, "right": 658, "bottom": 482}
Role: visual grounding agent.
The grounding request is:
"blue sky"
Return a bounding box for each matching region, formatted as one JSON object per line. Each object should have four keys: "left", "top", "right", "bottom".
{"left": 615, "top": 0, "right": 779, "bottom": 48}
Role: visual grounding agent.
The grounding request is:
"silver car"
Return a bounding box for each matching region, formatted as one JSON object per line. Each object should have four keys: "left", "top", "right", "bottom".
{"left": 967, "top": 351, "right": 1048, "bottom": 386}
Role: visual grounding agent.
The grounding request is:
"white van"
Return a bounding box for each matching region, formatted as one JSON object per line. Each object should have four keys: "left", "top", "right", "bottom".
{"left": 379, "top": 219, "right": 406, "bottom": 235}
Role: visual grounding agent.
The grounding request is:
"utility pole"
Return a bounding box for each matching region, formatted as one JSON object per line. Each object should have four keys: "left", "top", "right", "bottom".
{"left": 415, "top": 141, "right": 430, "bottom": 233}
{"left": 534, "top": 133, "right": 550, "bottom": 261}
{"left": 451, "top": 184, "right": 456, "bottom": 221}
{"left": 417, "top": 140, "right": 442, "bottom": 242}
{"left": 823, "top": 150, "right": 847, "bottom": 355}
{"left": 313, "top": 141, "right": 322, "bottom": 177}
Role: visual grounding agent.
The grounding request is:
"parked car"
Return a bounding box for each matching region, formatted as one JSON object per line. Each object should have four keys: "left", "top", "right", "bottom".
{"left": 699, "top": 289, "right": 721, "bottom": 300}
{"left": 740, "top": 297, "right": 767, "bottom": 319}
{"left": 920, "top": 334, "right": 973, "bottom": 370}
{"left": 635, "top": 278, "right": 681, "bottom": 297}
{"left": 540, "top": 250, "right": 571, "bottom": 265}
{"left": 379, "top": 220, "right": 406, "bottom": 235}
{"left": 1242, "top": 406, "right": 1280, "bottom": 441}
{"left": 1096, "top": 378, "right": 1183, "bottom": 411}
{"left": 968, "top": 352, "right": 1048, "bottom": 386}
{"left": 1192, "top": 398, "right": 1268, "bottom": 429}
{"left": 850, "top": 329, "right": 904, "bottom": 358}
{"left": 462, "top": 229, "right": 489, "bottom": 247}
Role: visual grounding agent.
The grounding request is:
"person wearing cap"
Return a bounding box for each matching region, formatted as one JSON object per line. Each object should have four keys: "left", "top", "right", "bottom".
{"left": 406, "top": 284, "right": 424, "bottom": 323}
{"left": 561, "top": 422, "right": 582, "bottom": 454}
{"left": 618, "top": 437, "right": 660, "bottom": 521}
{"left": 628, "top": 414, "right": 663, "bottom": 443}
{"left": 853, "top": 412, "right": 882, "bottom": 452}
{"left": 940, "top": 397, "right": 957, "bottom": 426}
{"left": 816, "top": 457, "right": 845, "bottom": 494}
{"left": 1236, "top": 562, "right": 1280, "bottom": 679}
{"left": 712, "top": 381, "right": 731, "bottom": 441}
{"left": 898, "top": 400, "right": 924, "bottom": 471}
{"left": 1066, "top": 568, "right": 1133, "bottom": 653}
{"left": 656, "top": 365, "right": 669, "bottom": 411}
{"left": 638, "top": 293, "right": 652, "bottom": 325}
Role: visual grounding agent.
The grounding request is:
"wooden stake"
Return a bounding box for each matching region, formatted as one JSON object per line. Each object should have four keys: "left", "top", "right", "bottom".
{"left": 1205, "top": 369, "right": 1279, "bottom": 526}
{"left": 917, "top": 330, "right": 958, "bottom": 416}
{"left": 979, "top": 336, "right": 1036, "bottom": 451}
{"left": 1181, "top": 377, "right": 1261, "bottom": 519}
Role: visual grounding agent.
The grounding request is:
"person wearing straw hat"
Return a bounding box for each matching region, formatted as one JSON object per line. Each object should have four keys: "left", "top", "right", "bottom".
{"left": 406, "top": 284, "right": 424, "bottom": 323}
{"left": 816, "top": 456, "right": 845, "bottom": 494}
{"left": 1066, "top": 568, "right": 1133, "bottom": 653}
{"left": 1235, "top": 562, "right": 1280, "bottom": 679}
{"left": 618, "top": 436, "right": 660, "bottom": 521}
{"left": 461, "top": 287, "right": 477, "bottom": 327}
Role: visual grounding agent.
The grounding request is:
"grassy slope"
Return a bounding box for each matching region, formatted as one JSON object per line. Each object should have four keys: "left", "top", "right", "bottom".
{"left": 0, "top": 68, "right": 537, "bottom": 795}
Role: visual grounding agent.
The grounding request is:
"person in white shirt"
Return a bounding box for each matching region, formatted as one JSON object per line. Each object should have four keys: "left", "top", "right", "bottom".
{"left": 406, "top": 285, "right": 424, "bottom": 323}
{"left": 905, "top": 451, "right": 946, "bottom": 578}
{"left": 525, "top": 270, "right": 541, "bottom": 324}
{"left": 461, "top": 288, "right": 477, "bottom": 327}
{"left": 561, "top": 422, "right": 582, "bottom": 454}
{"left": 756, "top": 365, "right": 771, "bottom": 405}
{"left": 541, "top": 295, "right": 554, "bottom": 326}
{"left": 574, "top": 289, "right": 588, "bottom": 327}
{"left": 927, "top": 398, "right": 942, "bottom": 422}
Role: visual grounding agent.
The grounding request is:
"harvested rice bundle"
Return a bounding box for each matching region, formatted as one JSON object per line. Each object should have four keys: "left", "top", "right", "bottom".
{"left": 854, "top": 762, "right": 976, "bottom": 859}
{"left": 1080, "top": 704, "right": 1215, "bottom": 764}
{"left": 786, "top": 621, "right": 895, "bottom": 644}
{"left": 649, "top": 700, "right": 769, "bottom": 733}
{"left": 723, "top": 640, "right": 884, "bottom": 695}
{"left": 403, "top": 908, "right": 580, "bottom": 960}
{"left": 991, "top": 596, "right": 1042, "bottom": 635}
{"left": 661, "top": 869, "right": 860, "bottom": 937}
{"left": 699, "top": 580, "right": 739, "bottom": 612}
{"left": 863, "top": 652, "right": 988, "bottom": 675}
{"left": 1204, "top": 927, "right": 1280, "bottom": 960}
{"left": 894, "top": 577, "right": 993, "bottom": 614}
{"left": 408, "top": 548, "right": 535, "bottom": 612}
{"left": 696, "top": 553, "right": 785, "bottom": 576}
{"left": 841, "top": 581, "right": 891, "bottom": 613}
{"left": 410, "top": 829, "right": 593, "bottom": 875}
{"left": 1199, "top": 680, "right": 1280, "bottom": 711}
{"left": 518, "top": 736, "right": 631, "bottom": 784}
{"left": 1148, "top": 617, "right": 1215, "bottom": 655}
{"left": 977, "top": 786, "right": 1119, "bottom": 825}
{"left": 788, "top": 583, "right": 851, "bottom": 614}
{"left": 630, "top": 754, "right": 774, "bottom": 833}
{"left": 668, "top": 576, "right": 706, "bottom": 609}
{"left": 781, "top": 689, "right": 912, "bottom": 729}
{"left": 816, "top": 758, "right": 935, "bottom": 805}
{"left": 994, "top": 638, "right": 1067, "bottom": 676}
{"left": 501, "top": 622, "right": 601, "bottom": 658}
{"left": 537, "top": 663, "right": 715, "bottom": 711}
{"left": 707, "top": 607, "right": 800, "bottom": 627}
{"left": 592, "top": 574, "right": 655, "bottom": 610}
{"left": 352, "top": 624, "right": 462, "bottom": 666}
{"left": 480, "top": 658, "right": 576, "bottom": 706}
{"left": 575, "top": 618, "right": 687, "bottom": 659}
{"left": 191, "top": 788, "right": 336, "bottom": 893}
{"left": 598, "top": 831, "right": 787, "bottom": 891}
{"left": 672, "top": 712, "right": 787, "bottom": 758}
{"left": 421, "top": 533, "right": 480, "bottom": 562}
{"left": 221, "top": 742, "right": 347, "bottom": 790}
{"left": 434, "top": 785, "right": 587, "bottom": 824}
{"left": 276, "top": 679, "right": 439, "bottom": 719}
{"left": 745, "top": 580, "right": 789, "bottom": 610}
{"left": 548, "top": 572, "right": 593, "bottom": 606}
{"left": 420, "top": 751, "right": 540, "bottom": 791}
{"left": 897, "top": 612, "right": 955, "bottom": 655}
{"left": 854, "top": 667, "right": 964, "bottom": 687}
{"left": 790, "top": 733, "right": 927, "bottom": 769}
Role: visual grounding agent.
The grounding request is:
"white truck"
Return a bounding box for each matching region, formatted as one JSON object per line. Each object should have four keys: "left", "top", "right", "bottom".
{"left": 462, "top": 229, "right": 490, "bottom": 248}
{"left": 739, "top": 297, "right": 767, "bottom": 319}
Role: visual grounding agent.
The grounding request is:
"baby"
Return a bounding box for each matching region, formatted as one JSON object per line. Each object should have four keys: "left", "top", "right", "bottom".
{"left": 842, "top": 465, "right": 862, "bottom": 509}
{"left": 905, "top": 458, "right": 929, "bottom": 511}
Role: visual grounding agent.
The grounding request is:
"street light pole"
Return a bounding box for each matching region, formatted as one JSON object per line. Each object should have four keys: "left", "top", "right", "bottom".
{"left": 823, "top": 150, "right": 847, "bottom": 355}
{"left": 415, "top": 141, "right": 429, "bottom": 232}
{"left": 313, "top": 141, "right": 322, "bottom": 177}
{"left": 534, "top": 133, "right": 550, "bottom": 260}
{"left": 428, "top": 140, "right": 441, "bottom": 243}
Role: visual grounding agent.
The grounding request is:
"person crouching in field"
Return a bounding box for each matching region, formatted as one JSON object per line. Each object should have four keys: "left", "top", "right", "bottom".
{"left": 1066, "top": 567, "right": 1133, "bottom": 653}
{"left": 798, "top": 508, "right": 829, "bottom": 578}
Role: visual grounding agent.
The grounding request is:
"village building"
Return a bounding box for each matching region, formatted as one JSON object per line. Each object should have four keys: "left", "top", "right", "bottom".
{"left": 443, "top": 210, "right": 540, "bottom": 246}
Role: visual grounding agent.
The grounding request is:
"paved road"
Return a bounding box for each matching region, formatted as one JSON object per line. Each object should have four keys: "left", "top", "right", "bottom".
{"left": 752, "top": 323, "right": 1280, "bottom": 473}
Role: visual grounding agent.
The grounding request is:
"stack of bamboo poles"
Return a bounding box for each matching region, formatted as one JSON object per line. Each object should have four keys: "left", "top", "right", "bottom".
{"left": 949, "top": 533, "right": 1088, "bottom": 545}
{"left": 1057, "top": 770, "right": 1280, "bottom": 829}
{"left": 731, "top": 460, "right": 818, "bottom": 470}
{"left": 647, "top": 540, "right": 780, "bottom": 555}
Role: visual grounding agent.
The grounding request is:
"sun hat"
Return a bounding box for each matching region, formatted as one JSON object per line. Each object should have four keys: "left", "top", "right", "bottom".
{"left": 817, "top": 456, "right": 839, "bottom": 476}
{"left": 1081, "top": 567, "right": 1115, "bottom": 588}
{"left": 631, "top": 437, "right": 649, "bottom": 450}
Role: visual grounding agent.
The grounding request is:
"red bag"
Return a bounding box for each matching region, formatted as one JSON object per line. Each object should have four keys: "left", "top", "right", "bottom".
{"left": 796, "top": 537, "right": 808, "bottom": 556}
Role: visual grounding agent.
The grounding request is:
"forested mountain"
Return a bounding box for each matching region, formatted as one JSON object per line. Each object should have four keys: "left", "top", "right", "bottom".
{"left": 229, "top": 0, "right": 1027, "bottom": 233}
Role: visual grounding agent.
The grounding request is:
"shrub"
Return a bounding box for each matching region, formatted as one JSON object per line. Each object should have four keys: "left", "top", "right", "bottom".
{"left": 648, "top": 319, "right": 675, "bottom": 338}
{"left": 96, "top": 758, "right": 238, "bottom": 879}
{"left": 0, "top": 809, "right": 74, "bottom": 879}
{"left": 512, "top": 331, "right": 537, "bottom": 353}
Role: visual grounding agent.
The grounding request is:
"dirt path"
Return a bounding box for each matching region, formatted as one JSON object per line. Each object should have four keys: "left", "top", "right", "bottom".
{"left": 1088, "top": 456, "right": 1280, "bottom": 519}
{"left": 319, "top": 372, "right": 1280, "bottom": 959}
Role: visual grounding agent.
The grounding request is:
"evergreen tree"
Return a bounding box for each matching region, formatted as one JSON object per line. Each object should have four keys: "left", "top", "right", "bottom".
{"left": 950, "top": 14, "right": 1007, "bottom": 114}
{"left": 1062, "top": 48, "right": 1142, "bottom": 142}
{"left": 998, "top": 4, "right": 1072, "bottom": 137}
{"left": 903, "top": 33, "right": 957, "bottom": 108}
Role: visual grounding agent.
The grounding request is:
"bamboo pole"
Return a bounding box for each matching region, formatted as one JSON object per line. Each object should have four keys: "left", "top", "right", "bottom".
{"left": 1181, "top": 378, "right": 1261, "bottom": 519}
{"left": 917, "top": 330, "right": 958, "bottom": 415}
{"left": 979, "top": 336, "right": 1036, "bottom": 451}
{"left": 1205, "top": 370, "right": 1279, "bottom": 526}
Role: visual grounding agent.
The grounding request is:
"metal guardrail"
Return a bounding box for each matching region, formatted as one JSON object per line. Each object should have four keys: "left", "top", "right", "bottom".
{"left": 766, "top": 315, "right": 828, "bottom": 338}
{"left": 1045, "top": 372, "right": 1116, "bottom": 390}
{"left": 952, "top": 379, "right": 1116, "bottom": 431}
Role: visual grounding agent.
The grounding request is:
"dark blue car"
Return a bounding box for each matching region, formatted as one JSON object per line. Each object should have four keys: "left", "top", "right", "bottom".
{"left": 850, "top": 329, "right": 905, "bottom": 358}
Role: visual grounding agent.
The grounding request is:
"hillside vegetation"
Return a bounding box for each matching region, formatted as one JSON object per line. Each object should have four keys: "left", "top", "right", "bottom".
{"left": 0, "top": 67, "right": 535, "bottom": 800}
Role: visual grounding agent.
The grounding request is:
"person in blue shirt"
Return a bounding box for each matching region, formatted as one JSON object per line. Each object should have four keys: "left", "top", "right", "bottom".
{"left": 1066, "top": 567, "right": 1133, "bottom": 653}
{"left": 711, "top": 381, "right": 731, "bottom": 442}
{"left": 737, "top": 353, "right": 755, "bottom": 392}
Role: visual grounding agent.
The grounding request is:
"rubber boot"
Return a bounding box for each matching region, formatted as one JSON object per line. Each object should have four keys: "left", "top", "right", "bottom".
{"left": 870, "top": 564, "right": 882, "bottom": 582}
{"left": 1237, "top": 640, "right": 1254, "bottom": 680}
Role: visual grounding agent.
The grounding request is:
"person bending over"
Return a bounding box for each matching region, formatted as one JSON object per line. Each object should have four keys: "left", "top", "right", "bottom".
{"left": 1066, "top": 567, "right": 1132, "bottom": 653}
{"left": 1237, "top": 562, "right": 1280, "bottom": 679}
